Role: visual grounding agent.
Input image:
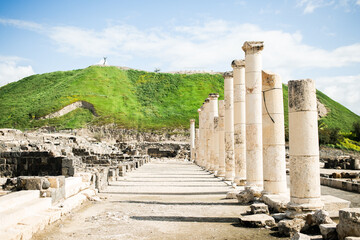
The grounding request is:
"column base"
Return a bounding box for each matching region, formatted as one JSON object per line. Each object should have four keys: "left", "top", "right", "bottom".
{"left": 285, "top": 200, "right": 324, "bottom": 219}
{"left": 234, "top": 178, "right": 246, "bottom": 186}
{"left": 215, "top": 168, "right": 225, "bottom": 177}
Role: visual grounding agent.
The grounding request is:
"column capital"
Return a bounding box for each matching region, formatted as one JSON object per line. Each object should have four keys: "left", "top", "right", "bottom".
{"left": 242, "top": 41, "right": 264, "bottom": 54}
{"left": 223, "top": 71, "right": 233, "bottom": 79}
{"left": 208, "top": 93, "right": 220, "bottom": 100}
{"left": 231, "top": 59, "right": 245, "bottom": 69}
{"left": 190, "top": 119, "right": 195, "bottom": 123}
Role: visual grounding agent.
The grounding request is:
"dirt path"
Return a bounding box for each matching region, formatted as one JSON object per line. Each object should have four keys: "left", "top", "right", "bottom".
{"left": 33, "top": 159, "right": 283, "bottom": 240}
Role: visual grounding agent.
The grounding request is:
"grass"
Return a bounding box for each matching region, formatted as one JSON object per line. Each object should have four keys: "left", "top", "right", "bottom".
{"left": 0, "top": 65, "right": 359, "bottom": 145}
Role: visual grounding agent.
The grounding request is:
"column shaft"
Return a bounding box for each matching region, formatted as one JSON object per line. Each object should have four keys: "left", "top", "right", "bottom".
{"left": 288, "top": 79, "right": 322, "bottom": 208}
{"left": 243, "top": 41, "right": 264, "bottom": 188}
{"left": 190, "top": 119, "right": 196, "bottom": 161}
{"left": 216, "top": 100, "right": 226, "bottom": 177}
{"left": 224, "top": 72, "right": 235, "bottom": 181}
{"left": 232, "top": 60, "right": 246, "bottom": 185}
{"left": 262, "top": 71, "right": 287, "bottom": 194}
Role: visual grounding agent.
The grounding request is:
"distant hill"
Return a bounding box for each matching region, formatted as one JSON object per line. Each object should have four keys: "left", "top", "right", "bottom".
{"left": 0, "top": 66, "right": 359, "bottom": 134}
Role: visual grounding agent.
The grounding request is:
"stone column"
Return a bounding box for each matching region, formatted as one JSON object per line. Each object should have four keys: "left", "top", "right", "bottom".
{"left": 242, "top": 41, "right": 264, "bottom": 188}
{"left": 190, "top": 119, "right": 196, "bottom": 162}
{"left": 288, "top": 79, "right": 322, "bottom": 210}
{"left": 232, "top": 59, "right": 246, "bottom": 185}
{"left": 197, "top": 107, "right": 204, "bottom": 168}
{"left": 195, "top": 128, "right": 200, "bottom": 163}
{"left": 216, "top": 100, "right": 226, "bottom": 177}
{"left": 262, "top": 71, "right": 287, "bottom": 194}
{"left": 208, "top": 93, "right": 219, "bottom": 172}
{"left": 223, "top": 72, "right": 235, "bottom": 181}
{"left": 213, "top": 116, "right": 220, "bottom": 174}
{"left": 204, "top": 98, "right": 211, "bottom": 170}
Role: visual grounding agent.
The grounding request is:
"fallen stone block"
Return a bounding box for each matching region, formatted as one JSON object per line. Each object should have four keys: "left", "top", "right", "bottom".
{"left": 225, "top": 190, "right": 238, "bottom": 199}
{"left": 337, "top": 208, "right": 360, "bottom": 240}
{"left": 291, "top": 232, "right": 311, "bottom": 240}
{"left": 236, "top": 186, "right": 262, "bottom": 204}
{"left": 272, "top": 213, "right": 287, "bottom": 222}
{"left": 345, "top": 237, "right": 360, "bottom": 240}
{"left": 250, "top": 203, "right": 269, "bottom": 214}
{"left": 278, "top": 218, "right": 306, "bottom": 237}
{"left": 319, "top": 223, "right": 337, "bottom": 240}
{"left": 239, "top": 214, "right": 275, "bottom": 228}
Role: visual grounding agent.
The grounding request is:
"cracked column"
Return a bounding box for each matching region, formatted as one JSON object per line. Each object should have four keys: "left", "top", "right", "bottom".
{"left": 242, "top": 41, "right": 264, "bottom": 188}
{"left": 288, "top": 79, "right": 323, "bottom": 210}
{"left": 216, "top": 100, "right": 226, "bottom": 177}
{"left": 262, "top": 71, "right": 287, "bottom": 194}
{"left": 223, "top": 72, "right": 235, "bottom": 181}
{"left": 190, "top": 119, "right": 196, "bottom": 162}
{"left": 232, "top": 59, "right": 246, "bottom": 185}
{"left": 208, "top": 93, "right": 219, "bottom": 172}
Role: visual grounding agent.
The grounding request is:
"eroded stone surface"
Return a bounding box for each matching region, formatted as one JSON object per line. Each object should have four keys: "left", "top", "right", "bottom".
{"left": 239, "top": 214, "right": 275, "bottom": 228}
{"left": 337, "top": 208, "right": 360, "bottom": 240}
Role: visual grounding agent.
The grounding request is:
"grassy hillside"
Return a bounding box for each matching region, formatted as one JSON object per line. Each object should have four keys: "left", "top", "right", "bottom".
{"left": 0, "top": 65, "right": 359, "bottom": 136}
{"left": 0, "top": 66, "right": 224, "bottom": 130}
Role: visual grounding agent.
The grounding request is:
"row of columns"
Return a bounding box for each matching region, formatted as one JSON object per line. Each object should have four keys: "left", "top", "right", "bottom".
{"left": 190, "top": 41, "right": 322, "bottom": 210}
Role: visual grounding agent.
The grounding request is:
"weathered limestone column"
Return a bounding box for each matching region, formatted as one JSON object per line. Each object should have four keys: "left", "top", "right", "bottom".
{"left": 216, "top": 100, "right": 226, "bottom": 177}
{"left": 197, "top": 107, "right": 204, "bottom": 168}
{"left": 213, "top": 116, "right": 220, "bottom": 174}
{"left": 223, "top": 72, "right": 235, "bottom": 181}
{"left": 232, "top": 59, "right": 246, "bottom": 185}
{"left": 288, "top": 79, "right": 322, "bottom": 210}
{"left": 190, "top": 119, "right": 196, "bottom": 162}
{"left": 204, "top": 98, "right": 211, "bottom": 170}
{"left": 208, "top": 93, "right": 219, "bottom": 172}
{"left": 195, "top": 128, "right": 200, "bottom": 163}
{"left": 262, "top": 71, "right": 287, "bottom": 194}
{"left": 242, "top": 41, "right": 264, "bottom": 188}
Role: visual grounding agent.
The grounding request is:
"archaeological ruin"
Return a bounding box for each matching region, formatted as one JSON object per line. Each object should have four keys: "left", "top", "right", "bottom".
{"left": 1, "top": 40, "right": 360, "bottom": 240}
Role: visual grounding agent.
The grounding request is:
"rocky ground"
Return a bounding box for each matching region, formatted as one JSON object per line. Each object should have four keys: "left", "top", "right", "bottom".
{"left": 32, "top": 159, "right": 284, "bottom": 240}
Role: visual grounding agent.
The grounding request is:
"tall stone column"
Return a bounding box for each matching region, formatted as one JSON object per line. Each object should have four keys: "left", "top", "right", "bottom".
{"left": 288, "top": 79, "right": 322, "bottom": 210}
{"left": 232, "top": 59, "right": 246, "bottom": 185}
{"left": 262, "top": 71, "right": 287, "bottom": 194}
{"left": 208, "top": 93, "right": 219, "bottom": 172}
{"left": 213, "top": 116, "right": 220, "bottom": 174}
{"left": 190, "top": 119, "right": 196, "bottom": 162}
{"left": 197, "top": 107, "right": 204, "bottom": 168}
{"left": 195, "top": 128, "right": 200, "bottom": 163}
{"left": 204, "top": 98, "right": 211, "bottom": 170}
{"left": 242, "top": 41, "right": 264, "bottom": 188}
{"left": 223, "top": 72, "right": 235, "bottom": 181}
{"left": 216, "top": 100, "right": 226, "bottom": 177}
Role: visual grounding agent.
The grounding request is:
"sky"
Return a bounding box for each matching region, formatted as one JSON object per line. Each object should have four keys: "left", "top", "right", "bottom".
{"left": 0, "top": 0, "right": 360, "bottom": 114}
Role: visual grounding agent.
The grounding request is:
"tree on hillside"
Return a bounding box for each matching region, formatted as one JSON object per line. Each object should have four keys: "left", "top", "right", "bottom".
{"left": 353, "top": 121, "right": 360, "bottom": 141}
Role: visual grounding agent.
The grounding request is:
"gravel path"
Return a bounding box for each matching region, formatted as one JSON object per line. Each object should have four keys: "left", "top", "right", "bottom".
{"left": 33, "top": 159, "right": 283, "bottom": 240}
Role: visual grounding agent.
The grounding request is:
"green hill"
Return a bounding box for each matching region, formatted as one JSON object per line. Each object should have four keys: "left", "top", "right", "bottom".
{"left": 0, "top": 65, "right": 359, "bottom": 138}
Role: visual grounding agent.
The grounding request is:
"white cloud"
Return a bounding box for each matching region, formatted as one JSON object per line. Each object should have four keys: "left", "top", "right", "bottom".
{"left": 0, "top": 18, "right": 43, "bottom": 32}
{"left": 297, "top": 0, "right": 334, "bottom": 13}
{"left": 357, "top": 0, "right": 360, "bottom": 5}
{"left": 316, "top": 74, "right": 360, "bottom": 115}
{"left": 0, "top": 56, "right": 35, "bottom": 87}
{"left": 1, "top": 18, "right": 360, "bottom": 114}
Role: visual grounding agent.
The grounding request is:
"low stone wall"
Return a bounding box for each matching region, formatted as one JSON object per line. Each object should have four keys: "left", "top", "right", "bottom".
{"left": 321, "top": 177, "right": 360, "bottom": 193}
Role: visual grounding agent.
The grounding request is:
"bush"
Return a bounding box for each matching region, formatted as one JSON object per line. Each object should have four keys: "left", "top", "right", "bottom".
{"left": 319, "top": 127, "right": 343, "bottom": 145}
{"left": 353, "top": 121, "right": 360, "bottom": 141}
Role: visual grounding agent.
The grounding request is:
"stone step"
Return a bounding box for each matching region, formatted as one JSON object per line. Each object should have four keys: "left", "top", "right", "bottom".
{"left": 0, "top": 190, "right": 40, "bottom": 212}
{"left": 0, "top": 197, "right": 52, "bottom": 230}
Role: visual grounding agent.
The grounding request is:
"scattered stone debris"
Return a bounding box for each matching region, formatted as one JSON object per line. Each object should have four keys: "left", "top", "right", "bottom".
{"left": 238, "top": 214, "right": 276, "bottom": 228}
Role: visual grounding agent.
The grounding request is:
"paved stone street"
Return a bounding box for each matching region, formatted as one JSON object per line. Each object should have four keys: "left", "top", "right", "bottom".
{"left": 33, "top": 159, "right": 283, "bottom": 240}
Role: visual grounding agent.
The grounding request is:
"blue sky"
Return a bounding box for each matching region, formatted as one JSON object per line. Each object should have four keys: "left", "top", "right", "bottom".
{"left": 0, "top": 0, "right": 360, "bottom": 114}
